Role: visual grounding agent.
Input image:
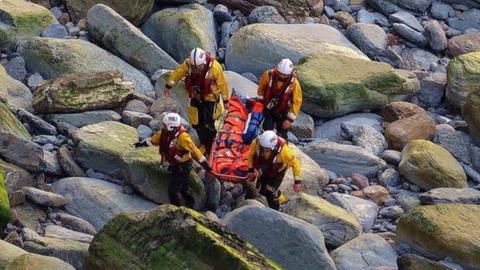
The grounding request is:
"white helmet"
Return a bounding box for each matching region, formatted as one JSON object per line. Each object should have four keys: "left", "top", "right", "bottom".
{"left": 259, "top": 130, "right": 278, "bottom": 150}
{"left": 162, "top": 112, "right": 182, "bottom": 131}
{"left": 277, "top": 58, "right": 294, "bottom": 75}
{"left": 190, "top": 48, "right": 207, "bottom": 66}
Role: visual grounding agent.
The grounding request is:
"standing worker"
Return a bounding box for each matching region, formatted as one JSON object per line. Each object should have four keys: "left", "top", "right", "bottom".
{"left": 163, "top": 48, "right": 229, "bottom": 153}
{"left": 248, "top": 130, "right": 302, "bottom": 210}
{"left": 136, "top": 112, "right": 212, "bottom": 208}
{"left": 257, "top": 59, "right": 302, "bottom": 139}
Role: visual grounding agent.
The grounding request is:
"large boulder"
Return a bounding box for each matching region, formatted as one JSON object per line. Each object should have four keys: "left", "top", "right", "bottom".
{"left": 0, "top": 167, "right": 9, "bottom": 230}
{"left": 446, "top": 52, "right": 480, "bottom": 109}
{"left": 303, "top": 140, "right": 387, "bottom": 178}
{"left": 397, "top": 253, "right": 452, "bottom": 270}
{"left": 225, "top": 24, "right": 369, "bottom": 77}
{"left": 384, "top": 112, "right": 436, "bottom": 151}
{"left": 222, "top": 205, "right": 336, "bottom": 270}
{"left": 326, "top": 192, "right": 379, "bottom": 231}
{"left": 33, "top": 71, "right": 134, "bottom": 114}
{"left": 85, "top": 205, "right": 279, "bottom": 269}
{"left": 17, "top": 37, "right": 153, "bottom": 96}
{"left": 0, "top": 0, "right": 55, "bottom": 50}
{"left": 51, "top": 177, "right": 157, "bottom": 231}
{"left": 396, "top": 204, "right": 480, "bottom": 270}
{"left": 399, "top": 140, "right": 467, "bottom": 191}
{"left": 0, "top": 132, "right": 61, "bottom": 175}
{"left": 65, "top": 0, "right": 154, "bottom": 25}
{"left": 331, "top": 234, "right": 398, "bottom": 270}
{"left": 346, "top": 23, "right": 388, "bottom": 60}
{"left": 86, "top": 4, "right": 177, "bottom": 74}
{"left": 419, "top": 188, "right": 480, "bottom": 205}
{"left": 284, "top": 193, "right": 362, "bottom": 248}
{"left": 0, "top": 239, "right": 75, "bottom": 270}
{"left": 0, "top": 102, "right": 31, "bottom": 141}
{"left": 0, "top": 65, "right": 32, "bottom": 111}
{"left": 280, "top": 145, "right": 329, "bottom": 197}
{"left": 224, "top": 71, "right": 257, "bottom": 97}
{"left": 448, "top": 32, "right": 480, "bottom": 57}
{"left": 315, "top": 113, "right": 383, "bottom": 142}
{"left": 463, "top": 88, "right": 480, "bottom": 145}
{"left": 142, "top": 4, "right": 217, "bottom": 63}
{"left": 297, "top": 53, "right": 419, "bottom": 118}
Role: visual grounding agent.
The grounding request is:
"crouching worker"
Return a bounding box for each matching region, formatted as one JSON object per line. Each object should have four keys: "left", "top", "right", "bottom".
{"left": 163, "top": 48, "right": 229, "bottom": 153}
{"left": 248, "top": 130, "right": 302, "bottom": 210}
{"left": 136, "top": 113, "right": 212, "bottom": 207}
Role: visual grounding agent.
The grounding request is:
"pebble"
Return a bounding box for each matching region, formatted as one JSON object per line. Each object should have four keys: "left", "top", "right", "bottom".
{"left": 383, "top": 198, "right": 397, "bottom": 207}
{"left": 379, "top": 205, "right": 404, "bottom": 219}
{"left": 339, "top": 184, "right": 352, "bottom": 192}
{"left": 5, "top": 56, "right": 26, "bottom": 81}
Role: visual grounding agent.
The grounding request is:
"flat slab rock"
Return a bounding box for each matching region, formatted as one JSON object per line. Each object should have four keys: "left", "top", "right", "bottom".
{"left": 419, "top": 188, "right": 480, "bottom": 205}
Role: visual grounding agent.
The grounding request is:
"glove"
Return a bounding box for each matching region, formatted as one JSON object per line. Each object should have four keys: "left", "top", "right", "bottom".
{"left": 293, "top": 180, "right": 302, "bottom": 193}
{"left": 134, "top": 140, "right": 148, "bottom": 148}
{"left": 200, "top": 161, "right": 212, "bottom": 172}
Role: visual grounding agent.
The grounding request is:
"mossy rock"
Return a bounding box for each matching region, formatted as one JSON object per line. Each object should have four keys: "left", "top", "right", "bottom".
{"left": 446, "top": 52, "right": 480, "bottom": 109}
{"left": 396, "top": 204, "right": 480, "bottom": 269}
{"left": 0, "top": 167, "right": 10, "bottom": 230}
{"left": 297, "top": 53, "right": 420, "bottom": 118}
{"left": 0, "top": 0, "right": 54, "bottom": 50}
{"left": 399, "top": 140, "right": 467, "bottom": 190}
{"left": 0, "top": 102, "right": 31, "bottom": 141}
{"left": 463, "top": 88, "right": 480, "bottom": 145}
{"left": 85, "top": 205, "right": 280, "bottom": 270}
{"left": 0, "top": 65, "right": 32, "bottom": 111}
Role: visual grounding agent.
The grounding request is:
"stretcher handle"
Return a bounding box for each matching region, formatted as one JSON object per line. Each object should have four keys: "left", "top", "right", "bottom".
{"left": 205, "top": 170, "right": 257, "bottom": 183}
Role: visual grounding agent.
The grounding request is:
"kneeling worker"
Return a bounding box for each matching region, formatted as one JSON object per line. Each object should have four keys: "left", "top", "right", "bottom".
{"left": 248, "top": 130, "right": 302, "bottom": 210}
{"left": 137, "top": 112, "right": 212, "bottom": 207}
{"left": 257, "top": 59, "right": 302, "bottom": 139}
{"left": 163, "top": 48, "right": 229, "bottom": 153}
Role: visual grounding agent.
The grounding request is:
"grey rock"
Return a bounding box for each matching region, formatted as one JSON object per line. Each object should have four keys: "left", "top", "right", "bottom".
{"left": 356, "top": 9, "right": 389, "bottom": 26}
{"left": 248, "top": 6, "right": 286, "bottom": 24}
{"left": 366, "top": 0, "right": 401, "bottom": 15}
{"left": 473, "top": 146, "right": 480, "bottom": 173}
{"left": 225, "top": 23, "right": 368, "bottom": 77}
{"left": 55, "top": 213, "right": 96, "bottom": 235}
{"left": 32, "top": 135, "right": 59, "bottom": 145}
{"left": 393, "top": 23, "right": 428, "bottom": 46}
{"left": 0, "top": 159, "right": 34, "bottom": 193}
{"left": 137, "top": 124, "right": 153, "bottom": 140}
{"left": 5, "top": 57, "right": 26, "bottom": 82}
{"left": 290, "top": 112, "right": 315, "bottom": 139}
{"left": 382, "top": 150, "right": 402, "bottom": 165}
{"left": 434, "top": 127, "right": 473, "bottom": 164}
{"left": 331, "top": 234, "right": 398, "bottom": 270}
{"left": 17, "top": 37, "right": 154, "bottom": 95}
{"left": 46, "top": 110, "right": 122, "bottom": 128}
{"left": 219, "top": 21, "right": 231, "bottom": 48}
{"left": 52, "top": 177, "right": 157, "bottom": 231}
{"left": 122, "top": 110, "right": 153, "bottom": 128}
{"left": 419, "top": 187, "right": 480, "bottom": 204}
{"left": 346, "top": 23, "right": 387, "bottom": 59}
{"left": 324, "top": 6, "right": 336, "bottom": 18}
{"left": 124, "top": 99, "right": 149, "bottom": 114}
{"left": 462, "top": 163, "right": 480, "bottom": 183}
{"left": 316, "top": 113, "right": 383, "bottom": 142}
{"left": 391, "top": 0, "right": 432, "bottom": 12}
{"left": 222, "top": 205, "right": 336, "bottom": 270}
{"left": 86, "top": 4, "right": 177, "bottom": 74}
{"left": 431, "top": 3, "right": 455, "bottom": 20}
{"left": 58, "top": 145, "right": 86, "bottom": 177}
{"left": 327, "top": 192, "right": 379, "bottom": 231}
{"left": 0, "top": 65, "right": 32, "bottom": 111}
{"left": 142, "top": 4, "right": 217, "bottom": 63}
{"left": 224, "top": 70, "right": 258, "bottom": 98}
{"left": 44, "top": 225, "right": 93, "bottom": 243}
{"left": 395, "top": 190, "right": 421, "bottom": 211}
{"left": 379, "top": 205, "right": 404, "bottom": 219}
{"left": 380, "top": 167, "right": 400, "bottom": 186}
{"left": 22, "top": 187, "right": 66, "bottom": 208}
{"left": 68, "top": 26, "right": 80, "bottom": 36}
{"left": 50, "top": 7, "right": 63, "bottom": 19}
{"left": 213, "top": 4, "right": 232, "bottom": 23}
{"left": 401, "top": 48, "right": 439, "bottom": 71}
{"left": 418, "top": 72, "right": 446, "bottom": 108}
{"left": 17, "top": 109, "right": 57, "bottom": 135}
{"left": 447, "top": 8, "right": 480, "bottom": 31}
{"left": 27, "top": 72, "right": 45, "bottom": 90}
{"left": 350, "top": 125, "right": 388, "bottom": 156}
{"left": 0, "top": 132, "right": 61, "bottom": 174}
{"left": 41, "top": 23, "right": 68, "bottom": 39}
{"left": 303, "top": 140, "right": 387, "bottom": 178}
{"left": 390, "top": 11, "right": 424, "bottom": 32}
{"left": 425, "top": 20, "right": 448, "bottom": 52}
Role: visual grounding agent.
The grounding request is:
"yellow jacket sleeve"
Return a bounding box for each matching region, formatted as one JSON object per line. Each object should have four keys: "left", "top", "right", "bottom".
{"left": 209, "top": 60, "right": 229, "bottom": 101}
{"left": 287, "top": 79, "right": 303, "bottom": 121}
{"left": 166, "top": 59, "right": 189, "bottom": 87}
{"left": 150, "top": 131, "right": 162, "bottom": 146}
{"left": 257, "top": 71, "right": 270, "bottom": 101}
{"left": 280, "top": 144, "right": 302, "bottom": 181}
{"left": 178, "top": 132, "right": 206, "bottom": 163}
{"left": 248, "top": 139, "right": 259, "bottom": 169}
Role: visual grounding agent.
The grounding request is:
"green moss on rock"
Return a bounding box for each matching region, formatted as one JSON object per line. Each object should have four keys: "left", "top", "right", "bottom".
{"left": 0, "top": 166, "right": 10, "bottom": 230}
{"left": 447, "top": 52, "right": 480, "bottom": 109}
{"left": 297, "top": 53, "right": 419, "bottom": 117}
{"left": 397, "top": 204, "right": 480, "bottom": 269}
{"left": 0, "top": 102, "right": 31, "bottom": 141}
{"left": 463, "top": 88, "right": 480, "bottom": 145}
{"left": 85, "top": 205, "right": 280, "bottom": 270}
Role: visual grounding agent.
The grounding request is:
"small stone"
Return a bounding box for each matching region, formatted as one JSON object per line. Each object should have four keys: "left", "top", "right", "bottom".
{"left": 5, "top": 56, "right": 26, "bottom": 81}
{"left": 339, "top": 184, "right": 352, "bottom": 192}
{"left": 431, "top": 3, "right": 455, "bottom": 20}
{"left": 363, "top": 185, "right": 390, "bottom": 204}
{"left": 351, "top": 173, "right": 369, "bottom": 188}
{"left": 213, "top": 4, "right": 232, "bottom": 23}
{"left": 50, "top": 7, "right": 63, "bottom": 19}
{"left": 68, "top": 26, "right": 81, "bottom": 36}
{"left": 379, "top": 168, "right": 400, "bottom": 187}
{"left": 124, "top": 99, "right": 149, "bottom": 114}
{"left": 9, "top": 190, "right": 26, "bottom": 207}
{"left": 393, "top": 23, "right": 427, "bottom": 46}
{"left": 137, "top": 124, "right": 153, "bottom": 140}
{"left": 248, "top": 6, "right": 286, "bottom": 24}
{"left": 41, "top": 23, "right": 68, "bottom": 39}
{"left": 383, "top": 197, "right": 397, "bottom": 207}
{"left": 22, "top": 187, "right": 67, "bottom": 208}
{"left": 381, "top": 150, "right": 402, "bottom": 165}
{"left": 335, "top": 11, "right": 356, "bottom": 28}
{"left": 33, "top": 135, "right": 59, "bottom": 145}
{"left": 122, "top": 111, "right": 153, "bottom": 128}
{"left": 425, "top": 20, "right": 448, "bottom": 52}
{"left": 58, "top": 13, "right": 70, "bottom": 25}
{"left": 379, "top": 205, "right": 404, "bottom": 219}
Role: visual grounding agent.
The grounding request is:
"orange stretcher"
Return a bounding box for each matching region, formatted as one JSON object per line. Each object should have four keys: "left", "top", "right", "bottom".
{"left": 207, "top": 95, "right": 261, "bottom": 183}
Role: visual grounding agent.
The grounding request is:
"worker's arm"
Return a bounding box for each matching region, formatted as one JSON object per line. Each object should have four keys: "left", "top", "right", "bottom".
{"left": 282, "top": 145, "right": 302, "bottom": 181}
{"left": 178, "top": 133, "right": 207, "bottom": 163}
{"left": 256, "top": 71, "right": 270, "bottom": 101}
{"left": 287, "top": 80, "right": 303, "bottom": 122}
{"left": 165, "top": 60, "right": 189, "bottom": 89}
{"left": 248, "top": 139, "right": 259, "bottom": 169}
{"left": 150, "top": 131, "right": 162, "bottom": 146}
{"left": 211, "top": 61, "right": 229, "bottom": 101}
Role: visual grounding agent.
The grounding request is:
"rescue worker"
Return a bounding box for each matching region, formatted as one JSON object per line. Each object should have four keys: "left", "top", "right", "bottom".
{"left": 136, "top": 112, "right": 212, "bottom": 208}
{"left": 257, "top": 59, "right": 303, "bottom": 139}
{"left": 163, "top": 48, "right": 229, "bottom": 153}
{"left": 248, "top": 130, "right": 302, "bottom": 210}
